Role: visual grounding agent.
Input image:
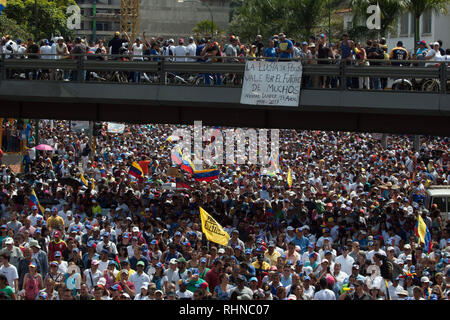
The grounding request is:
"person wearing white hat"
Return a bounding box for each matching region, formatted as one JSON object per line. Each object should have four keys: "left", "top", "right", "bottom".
{"left": 0, "top": 237, "right": 23, "bottom": 269}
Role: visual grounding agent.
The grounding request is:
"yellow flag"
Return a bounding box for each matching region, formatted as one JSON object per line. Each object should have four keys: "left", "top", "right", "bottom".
{"left": 287, "top": 168, "right": 293, "bottom": 189}
{"left": 199, "top": 207, "right": 230, "bottom": 247}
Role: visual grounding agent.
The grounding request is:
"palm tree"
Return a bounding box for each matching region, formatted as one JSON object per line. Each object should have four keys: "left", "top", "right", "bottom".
{"left": 350, "top": 0, "right": 404, "bottom": 37}
{"left": 402, "top": 0, "right": 450, "bottom": 51}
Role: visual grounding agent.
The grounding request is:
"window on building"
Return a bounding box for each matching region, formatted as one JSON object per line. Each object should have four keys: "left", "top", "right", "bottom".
{"left": 96, "top": 22, "right": 110, "bottom": 31}
{"left": 399, "top": 13, "right": 409, "bottom": 36}
{"left": 422, "top": 10, "right": 432, "bottom": 35}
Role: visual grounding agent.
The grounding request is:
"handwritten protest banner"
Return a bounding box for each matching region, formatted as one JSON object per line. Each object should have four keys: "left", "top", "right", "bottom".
{"left": 240, "top": 61, "right": 302, "bottom": 107}
{"left": 107, "top": 122, "right": 125, "bottom": 134}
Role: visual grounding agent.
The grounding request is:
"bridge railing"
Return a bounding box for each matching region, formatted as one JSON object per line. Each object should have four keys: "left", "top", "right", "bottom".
{"left": 0, "top": 53, "right": 448, "bottom": 93}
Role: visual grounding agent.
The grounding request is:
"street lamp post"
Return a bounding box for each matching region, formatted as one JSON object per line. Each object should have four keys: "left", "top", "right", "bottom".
{"left": 177, "top": 0, "right": 214, "bottom": 40}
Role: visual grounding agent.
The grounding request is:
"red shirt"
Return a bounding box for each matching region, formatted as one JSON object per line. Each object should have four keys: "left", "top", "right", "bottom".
{"left": 204, "top": 268, "right": 219, "bottom": 292}
{"left": 48, "top": 239, "right": 67, "bottom": 261}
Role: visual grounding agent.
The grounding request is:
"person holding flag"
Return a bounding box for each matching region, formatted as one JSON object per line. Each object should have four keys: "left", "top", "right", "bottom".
{"left": 29, "top": 189, "right": 45, "bottom": 215}
{"left": 414, "top": 212, "right": 433, "bottom": 254}
{"left": 128, "top": 161, "right": 144, "bottom": 183}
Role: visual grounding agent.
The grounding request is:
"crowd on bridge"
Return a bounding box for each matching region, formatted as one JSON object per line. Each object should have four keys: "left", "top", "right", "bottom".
{"left": 1, "top": 31, "right": 450, "bottom": 88}
{"left": 0, "top": 119, "right": 448, "bottom": 301}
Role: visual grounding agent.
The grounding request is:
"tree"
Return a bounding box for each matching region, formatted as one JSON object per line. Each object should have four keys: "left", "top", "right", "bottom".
{"left": 402, "top": 0, "right": 450, "bottom": 51}
{"left": 0, "top": 14, "right": 33, "bottom": 40}
{"left": 228, "top": 0, "right": 347, "bottom": 43}
{"left": 350, "top": 0, "right": 404, "bottom": 37}
{"left": 4, "top": 0, "right": 76, "bottom": 41}
{"left": 193, "top": 20, "right": 219, "bottom": 39}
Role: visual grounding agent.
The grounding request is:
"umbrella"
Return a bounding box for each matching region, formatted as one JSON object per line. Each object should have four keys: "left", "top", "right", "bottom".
{"left": 58, "top": 177, "right": 82, "bottom": 189}
{"left": 35, "top": 144, "right": 54, "bottom": 151}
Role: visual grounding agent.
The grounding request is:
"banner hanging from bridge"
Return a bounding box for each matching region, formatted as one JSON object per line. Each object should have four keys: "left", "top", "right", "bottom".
{"left": 240, "top": 60, "right": 302, "bottom": 107}
{"left": 107, "top": 122, "right": 126, "bottom": 134}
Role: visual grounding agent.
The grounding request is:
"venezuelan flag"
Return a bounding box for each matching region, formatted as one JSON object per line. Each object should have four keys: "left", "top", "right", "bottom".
{"left": 30, "top": 189, "right": 45, "bottom": 215}
{"left": 0, "top": 0, "right": 7, "bottom": 15}
{"left": 181, "top": 155, "right": 196, "bottom": 175}
{"left": 129, "top": 161, "right": 144, "bottom": 181}
{"left": 193, "top": 168, "right": 219, "bottom": 182}
{"left": 171, "top": 147, "right": 183, "bottom": 165}
{"left": 414, "top": 214, "right": 433, "bottom": 254}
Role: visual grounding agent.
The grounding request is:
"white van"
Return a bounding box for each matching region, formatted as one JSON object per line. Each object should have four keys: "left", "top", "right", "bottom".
{"left": 425, "top": 186, "right": 450, "bottom": 222}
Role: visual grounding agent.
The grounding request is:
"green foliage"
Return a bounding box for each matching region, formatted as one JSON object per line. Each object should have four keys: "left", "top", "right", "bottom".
{"left": 3, "top": 0, "right": 76, "bottom": 41}
{"left": 193, "top": 20, "right": 219, "bottom": 39}
{"left": 349, "top": 0, "right": 404, "bottom": 37}
{"left": 228, "top": 0, "right": 348, "bottom": 43}
{"left": 0, "top": 14, "right": 33, "bottom": 40}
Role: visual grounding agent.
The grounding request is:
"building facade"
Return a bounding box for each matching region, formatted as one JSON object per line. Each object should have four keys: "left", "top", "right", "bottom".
{"left": 140, "top": 0, "right": 231, "bottom": 40}
{"left": 73, "top": 0, "right": 231, "bottom": 42}
{"left": 386, "top": 6, "right": 450, "bottom": 55}
{"left": 75, "top": 0, "right": 121, "bottom": 41}
{"left": 339, "top": 5, "right": 450, "bottom": 54}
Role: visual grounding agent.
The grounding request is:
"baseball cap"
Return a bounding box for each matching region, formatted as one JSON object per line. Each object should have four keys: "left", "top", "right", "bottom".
{"left": 110, "top": 284, "right": 122, "bottom": 291}
{"left": 418, "top": 40, "right": 426, "bottom": 45}
{"left": 4, "top": 237, "right": 14, "bottom": 245}
{"left": 39, "top": 291, "right": 48, "bottom": 299}
{"left": 200, "top": 258, "right": 207, "bottom": 263}
{"left": 421, "top": 276, "right": 430, "bottom": 283}
{"left": 50, "top": 261, "right": 59, "bottom": 267}
{"left": 237, "top": 275, "right": 247, "bottom": 282}
{"left": 137, "top": 261, "right": 145, "bottom": 267}
{"left": 91, "top": 260, "right": 100, "bottom": 265}
{"left": 249, "top": 277, "right": 258, "bottom": 282}
{"left": 54, "top": 251, "right": 62, "bottom": 257}
{"left": 132, "top": 227, "right": 139, "bottom": 233}
{"left": 169, "top": 258, "right": 178, "bottom": 264}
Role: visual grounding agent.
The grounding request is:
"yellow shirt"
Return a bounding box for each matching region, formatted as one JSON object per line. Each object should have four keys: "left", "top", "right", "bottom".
{"left": 115, "top": 269, "right": 136, "bottom": 282}
{"left": 265, "top": 250, "right": 281, "bottom": 266}
{"left": 47, "top": 215, "right": 65, "bottom": 231}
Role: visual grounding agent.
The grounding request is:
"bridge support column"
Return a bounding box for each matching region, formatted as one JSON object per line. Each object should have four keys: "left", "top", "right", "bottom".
{"left": 413, "top": 135, "right": 420, "bottom": 151}
{"left": 381, "top": 134, "right": 388, "bottom": 149}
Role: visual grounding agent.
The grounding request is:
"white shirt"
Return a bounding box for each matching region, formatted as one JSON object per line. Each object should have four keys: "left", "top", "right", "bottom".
{"left": 177, "top": 289, "right": 194, "bottom": 299}
{"left": 173, "top": 45, "right": 187, "bottom": 62}
{"left": 132, "top": 43, "right": 144, "bottom": 61}
{"left": 0, "top": 264, "right": 18, "bottom": 292}
{"left": 164, "top": 268, "right": 180, "bottom": 291}
{"left": 186, "top": 43, "right": 197, "bottom": 61}
{"left": 335, "top": 254, "right": 355, "bottom": 275}
{"left": 367, "top": 249, "right": 386, "bottom": 263}
{"left": 129, "top": 271, "right": 150, "bottom": 292}
{"left": 29, "top": 214, "right": 43, "bottom": 227}
{"left": 40, "top": 45, "right": 52, "bottom": 59}
{"left": 83, "top": 268, "right": 102, "bottom": 291}
{"left": 314, "top": 289, "right": 336, "bottom": 300}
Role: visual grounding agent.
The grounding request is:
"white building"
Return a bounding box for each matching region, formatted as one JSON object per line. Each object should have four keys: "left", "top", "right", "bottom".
{"left": 338, "top": 5, "right": 450, "bottom": 53}
{"left": 386, "top": 6, "right": 450, "bottom": 54}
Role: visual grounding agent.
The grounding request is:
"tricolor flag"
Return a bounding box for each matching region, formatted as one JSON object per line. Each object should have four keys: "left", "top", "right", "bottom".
{"left": 171, "top": 147, "right": 183, "bottom": 165}
{"left": 0, "top": 0, "right": 7, "bottom": 15}
{"left": 193, "top": 168, "right": 220, "bottom": 182}
{"left": 287, "top": 168, "right": 293, "bottom": 189}
{"left": 129, "top": 161, "right": 144, "bottom": 182}
{"left": 414, "top": 214, "right": 433, "bottom": 254}
{"left": 30, "top": 189, "right": 45, "bottom": 215}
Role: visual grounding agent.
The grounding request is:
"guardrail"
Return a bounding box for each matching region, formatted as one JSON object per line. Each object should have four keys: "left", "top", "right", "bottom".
{"left": 0, "top": 54, "right": 448, "bottom": 93}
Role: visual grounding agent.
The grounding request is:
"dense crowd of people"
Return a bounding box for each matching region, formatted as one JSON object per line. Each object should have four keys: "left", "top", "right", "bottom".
{"left": 1, "top": 32, "right": 449, "bottom": 88}
{"left": 0, "top": 119, "right": 448, "bottom": 301}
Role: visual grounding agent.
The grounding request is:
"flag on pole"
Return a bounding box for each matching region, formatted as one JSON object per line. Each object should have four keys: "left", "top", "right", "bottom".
{"left": 129, "top": 161, "right": 144, "bottom": 182}
{"left": 287, "top": 168, "right": 293, "bottom": 189}
{"left": 414, "top": 214, "right": 433, "bottom": 254}
{"left": 199, "top": 207, "right": 230, "bottom": 246}
{"left": 30, "top": 189, "right": 45, "bottom": 215}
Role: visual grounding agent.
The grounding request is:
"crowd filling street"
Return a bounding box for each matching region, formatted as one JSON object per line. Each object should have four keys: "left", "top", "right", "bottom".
{"left": 0, "top": 119, "right": 448, "bottom": 300}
